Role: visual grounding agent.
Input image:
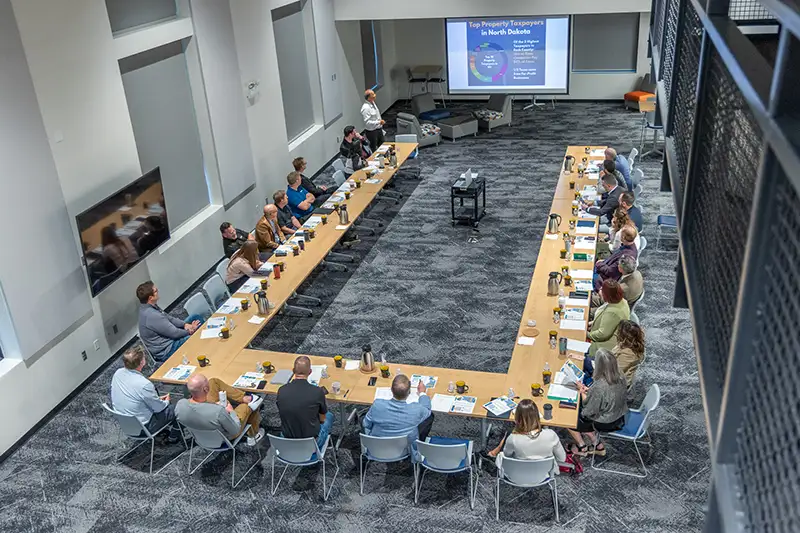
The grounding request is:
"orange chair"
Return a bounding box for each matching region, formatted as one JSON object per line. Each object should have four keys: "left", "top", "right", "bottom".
{"left": 624, "top": 74, "right": 656, "bottom": 111}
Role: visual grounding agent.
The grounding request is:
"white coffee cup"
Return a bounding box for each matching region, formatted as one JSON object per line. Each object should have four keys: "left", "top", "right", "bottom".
{"left": 331, "top": 381, "right": 341, "bottom": 395}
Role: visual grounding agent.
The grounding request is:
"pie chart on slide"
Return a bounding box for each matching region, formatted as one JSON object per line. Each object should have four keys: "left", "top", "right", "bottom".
{"left": 469, "top": 42, "right": 508, "bottom": 82}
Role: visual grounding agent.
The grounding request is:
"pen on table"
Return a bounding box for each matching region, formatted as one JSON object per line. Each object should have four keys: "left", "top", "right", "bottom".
{"left": 343, "top": 389, "right": 350, "bottom": 398}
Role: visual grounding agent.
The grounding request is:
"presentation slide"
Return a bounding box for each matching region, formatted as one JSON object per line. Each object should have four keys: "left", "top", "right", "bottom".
{"left": 446, "top": 16, "right": 570, "bottom": 94}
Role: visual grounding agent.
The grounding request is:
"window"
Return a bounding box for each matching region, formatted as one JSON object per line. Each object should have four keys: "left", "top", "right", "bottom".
{"left": 273, "top": 2, "right": 316, "bottom": 142}
{"left": 361, "top": 20, "right": 384, "bottom": 91}
{"left": 120, "top": 40, "right": 209, "bottom": 228}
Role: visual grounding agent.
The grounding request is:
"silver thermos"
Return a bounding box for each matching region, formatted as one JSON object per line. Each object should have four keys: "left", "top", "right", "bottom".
{"left": 360, "top": 344, "right": 376, "bottom": 373}
{"left": 547, "top": 213, "right": 562, "bottom": 234}
{"left": 547, "top": 272, "right": 563, "bottom": 297}
{"left": 254, "top": 289, "right": 270, "bottom": 315}
{"left": 338, "top": 204, "right": 350, "bottom": 225}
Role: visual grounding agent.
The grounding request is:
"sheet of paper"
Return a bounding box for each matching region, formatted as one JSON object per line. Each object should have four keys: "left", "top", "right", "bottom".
{"left": 238, "top": 278, "right": 262, "bottom": 294}
{"left": 575, "top": 240, "right": 596, "bottom": 250}
{"left": 164, "top": 365, "right": 196, "bottom": 380}
{"left": 590, "top": 149, "right": 605, "bottom": 156}
{"left": 560, "top": 319, "right": 586, "bottom": 331}
{"left": 374, "top": 387, "right": 393, "bottom": 400}
{"left": 335, "top": 224, "right": 350, "bottom": 230}
{"left": 200, "top": 328, "right": 221, "bottom": 340}
{"left": 410, "top": 374, "right": 438, "bottom": 389}
{"left": 431, "top": 394, "right": 456, "bottom": 413}
{"left": 567, "top": 338, "right": 591, "bottom": 354}
{"left": 517, "top": 336, "right": 535, "bottom": 346}
{"left": 544, "top": 234, "right": 559, "bottom": 240}
{"left": 205, "top": 316, "right": 227, "bottom": 329}
{"left": 344, "top": 360, "right": 360, "bottom": 371}
{"left": 564, "top": 308, "right": 585, "bottom": 321}
{"left": 450, "top": 396, "right": 477, "bottom": 414}
{"left": 233, "top": 372, "right": 265, "bottom": 388}
{"left": 365, "top": 178, "right": 382, "bottom": 184}
{"left": 276, "top": 244, "right": 294, "bottom": 254}
{"left": 257, "top": 262, "right": 276, "bottom": 274}
{"left": 579, "top": 211, "right": 598, "bottom": 220}
{"left": 483, "top": 396, "right": 517, "bottom": 416}
{"left": 322, "top": 202, "right": 336, "bottom": 209}
{"left": 248, "top": 315, "right": 266, "bottom": 325}
{"left": 571, "top": 269, "right": 594, "bottom": 279}
{"left": 117, "top": 205, "right": 132, "bottom": 212}
{"left": 575, "top": 280, "right": 593, "bottom": 292}
{"left": 217, "top": 298, "right": 242, "bottom": 315}
{"left": 566, "top": 297, "right": 590, "bottom": 307}
{"left": 303, "top": 216, "right": 322, "bottom": 228}
{"left": 576, "top": 226, "right": 596, "bottom": 235}
{"left": 308, "top": 365, "right": 327, "bottom": 387}
{"left": 561, "top": 360, "right": 585, "bottom": 383}
{"left": 329, "top": 193, "right": 346, "bottom": 202}
{"left": 547, "top": 381, "right": 579, "bottom": 402}
{"left": 336, "top": 183, "right": 351, "bottom": 192}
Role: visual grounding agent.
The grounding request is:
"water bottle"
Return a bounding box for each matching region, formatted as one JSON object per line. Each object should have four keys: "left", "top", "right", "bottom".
{"left": 396, "top": 368, "right": 403, "bottom": 376}
{"left": 508, "top": 387, "right": 515, "bottom": 398}
{"left": 218, "top": 391, "right": 227, "bottom": 406}
{"left": 229, "top": 318, "right": 236, "bottom": 331}
{"left": 321, "top": 366, "right": 329, "bottom": 379}
{"left": 181, "top": 354, "right": 189, "bottom": 365}
{"left": 448, "top": 381, "right": 455, "bottom": 393}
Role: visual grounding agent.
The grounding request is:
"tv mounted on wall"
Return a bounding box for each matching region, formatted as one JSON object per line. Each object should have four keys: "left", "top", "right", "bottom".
{"left": 76, "top": 168, "right": 170, "bottom": 296}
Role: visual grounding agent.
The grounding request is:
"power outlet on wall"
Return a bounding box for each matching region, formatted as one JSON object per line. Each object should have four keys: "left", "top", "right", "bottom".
{"left": 93, "top": 339, "right": 100, "bottom": 351}
{"left": 81, "top": 350, "right": 87, "bottom": 361}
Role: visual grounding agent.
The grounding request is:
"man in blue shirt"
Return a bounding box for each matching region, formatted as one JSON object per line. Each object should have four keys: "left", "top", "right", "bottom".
{"left": 363, "top": 374, "right": 434, "bottom": 449}
{"left": 606, "top": 147, "right": 632, "bottom": 191}
{"left": 620, "top": 191, "right": 643, "bottom": 231}
{"left": 286, "top": 171, "right": 315, "bottom": 220}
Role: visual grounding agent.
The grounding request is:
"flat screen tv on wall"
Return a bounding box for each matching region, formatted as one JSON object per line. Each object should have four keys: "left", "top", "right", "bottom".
{"left": 76, "top": 168, "right": 170, "bottom": 296}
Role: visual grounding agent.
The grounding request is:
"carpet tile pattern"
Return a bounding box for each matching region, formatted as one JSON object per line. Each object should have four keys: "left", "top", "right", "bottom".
{"left": 0, "top": 101, "right": 707, "bottom": 533}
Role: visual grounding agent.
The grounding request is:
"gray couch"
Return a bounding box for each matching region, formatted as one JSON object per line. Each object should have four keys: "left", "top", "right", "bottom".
{"left": 396, "top": 113, "right": 441, "bottom": 148}
{"left": 475, "top": 94, "right": 512, "bottom": 131}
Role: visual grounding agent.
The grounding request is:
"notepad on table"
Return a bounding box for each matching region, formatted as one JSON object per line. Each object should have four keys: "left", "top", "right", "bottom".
{"left": 234, "top": 372, "right": 265, "bottom": 388}
{"left": 366, "top": 178, "right": 382, "bottom": 184}
{"left": 248, "top": 315, "right": 266, "bottom": 325}
{"left": 571, "top": 269, "right": 594, "bottom": 279}
{"left": 575, "top": 280, "right": 593, "bottom": 292}
{"left": 544, "top": 234, "right": 559, "bottom": 240}
{"left": 238, "top": 278, "right": 262, "bottom": 294}
{"left": 344, "top": 360, "right": 360, "bottom": 371}
{"left": 564, "top": 308, "right": 585, "bottom": 321}
{"left": 374, "top": 387, "right": 393, "bottom": 401}
{"left": 517, "top": 336, "right": 535, "bottom": 346}
{"left": 566, "top": 297, "right": 590, "bottom": 307}
{"left": 206, "top": 316, "right": 227, "bottom": 329}
{"left": 431, "top": 394, "right": 456, "bottom": 413}
{"left": 217, "top": 298, "right": 242, "bottom": 314}
{"left": 164, "top": 365, "right": 195, "bottom": 380}
{"left": 560, "top": 319, "right": 586, "bottom": 331}
{"left": 257, "top": 262, "right": 276, "bottom": 274}
{"left": 567, "top": 338, "right": 591, "bottom": 354}
{"left": 335, "top": 224, "right": 350, "bottom": 230}
{"left": 576, "top": 226, "right": 596, "bottom": 235}
{"left": 200, "top": 329, "right": 221, "bottom": 340}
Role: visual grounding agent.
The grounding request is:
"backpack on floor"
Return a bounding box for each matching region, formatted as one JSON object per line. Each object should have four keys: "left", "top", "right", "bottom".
{"left": 559, "top": 453, "right": 584, "bottom": 475}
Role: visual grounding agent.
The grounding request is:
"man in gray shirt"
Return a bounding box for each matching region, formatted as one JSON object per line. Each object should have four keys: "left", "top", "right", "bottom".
{"left": 175, "top": 374, "right": 264, "bottom": 446}
{"left": 110, "top": 346, "right": 179, "bottom": 441}
{"left": 137, "top": 281, "right": 203, "bottom": 362}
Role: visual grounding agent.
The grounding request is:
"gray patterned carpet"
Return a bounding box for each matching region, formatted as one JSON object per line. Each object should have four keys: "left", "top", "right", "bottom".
{"left": 0, "top": 101, "right": 708, "bottom": 533}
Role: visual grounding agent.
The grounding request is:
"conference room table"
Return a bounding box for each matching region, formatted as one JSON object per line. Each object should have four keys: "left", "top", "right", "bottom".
{"left": 151, "top": 144, "right": 606, "bottom": 449}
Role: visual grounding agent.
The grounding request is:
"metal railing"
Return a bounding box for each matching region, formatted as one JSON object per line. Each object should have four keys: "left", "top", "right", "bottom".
{"left": 648, "top": 0, "right": 800, "bottom": 531}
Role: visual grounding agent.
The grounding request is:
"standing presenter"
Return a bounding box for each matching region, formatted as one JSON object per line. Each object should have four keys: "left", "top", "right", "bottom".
{"left": 360, "top": 89, "right": 385, "bottom": 150}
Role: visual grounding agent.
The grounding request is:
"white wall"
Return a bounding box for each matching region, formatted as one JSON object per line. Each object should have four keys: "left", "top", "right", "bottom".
{"left": 0, "top": 0, "right": 398, "bottom": 456}
{"left": 391, "top": 15, "right": 651, "bottom": 100}
{"left": 333, "top": 0, "right": 651, "bottom": 20}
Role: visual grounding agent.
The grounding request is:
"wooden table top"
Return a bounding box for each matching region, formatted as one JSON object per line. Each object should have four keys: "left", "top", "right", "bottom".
{"left": 151, "top": 145, "right": 606, "bottom": 428}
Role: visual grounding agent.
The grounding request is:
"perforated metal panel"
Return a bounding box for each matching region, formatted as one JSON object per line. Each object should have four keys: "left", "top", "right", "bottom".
{"left": 683, "top": 47, "right": 764, "bottom": 391}
{"left": 653, "top": 0, "right": 667, "bottom": 49}
{"left": 661, "top": 0, "right": 681, "bottom": 105}
{"left": 736, "top": 167, "right": 800, "bottom": 532}
{"left": 671, "top": 2, "right": 703, "bottom": 192}
{"left": 729, "top": 0, "right": 774, "bottom": 21}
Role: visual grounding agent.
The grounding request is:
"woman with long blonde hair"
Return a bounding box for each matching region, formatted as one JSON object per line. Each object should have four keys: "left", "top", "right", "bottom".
{"left": 225, "top": 240, "right": 263, "bottom": 291}
{"left": 487, "top": 399, "right": 566, "bottom": 462}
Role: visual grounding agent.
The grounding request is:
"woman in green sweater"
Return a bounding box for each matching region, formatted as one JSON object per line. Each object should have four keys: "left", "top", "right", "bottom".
{"left": 588, "top": 279, "right": 630, "bottom": 357}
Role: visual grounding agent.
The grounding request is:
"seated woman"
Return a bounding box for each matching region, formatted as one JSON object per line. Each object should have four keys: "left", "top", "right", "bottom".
{"left": 588, "top": 279, "right": 630, "bottom": 357}
{"left": 568, "top": 348, "right": 628, "bottom": 456}
{"left": 613, "top": 320, "right": 645, "bottom": 389}
{"left": 608, "top": 208, "right": 640, "bottom": 253}
{"left": 101, "top": 226, "right": 139, "bottom": 272}
{"left": 225, "top": 241, "right": 263, "bottom": 293}
{"left": 488, "top": 399, "right": 566, "bottom": 464}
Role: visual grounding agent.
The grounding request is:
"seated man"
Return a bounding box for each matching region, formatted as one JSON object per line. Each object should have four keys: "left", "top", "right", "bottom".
{"left": 363, "top": 374, "right": 434, "bottom": 448}
{"left": 600, "top": 159, "right": 627, "bottom": 191}
{"left": 110, "top": 346, "right": 179, "bottom": 441}
{"left": 255, "top": 204, "right": 285, "bottom": 253}
{"left": 293, "top": 157, "right": 331, "bottom": 206}
{"left": 591, "top": 255, "right": 643, "bottom": 314}
{"left": 137, "top": 281, "right": 203, "bottom": 362}
{"left": 619, "top": 191, "right": 643, "bottom": 232}
{"left": 593, "top": 226, "right": 638, "bottom": 291}
{"left": 286, "top": 171, "right": 315, "bottom": 220}
{"left": 273, "top": 190, "right": 302, "bottom": 236}
{"left": 606, "top": 147, "right": 632, "bottom": 191}
{"left": 584, "top": 172, "right": 623, "bottom": 226}
{"left": 176, "top": 373, "right": 264, "bottom": 446}
{"left": 276, "top": 356, "right": 335, "bottom": 450}
{"left": 220, "top": 221, "right": 253, "bottom": 259}
{"left": 339, "top": 125, "right": 371, "bottom": 175}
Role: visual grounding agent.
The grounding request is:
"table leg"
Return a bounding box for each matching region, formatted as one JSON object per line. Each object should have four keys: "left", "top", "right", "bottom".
{"left": 336, "top": 402, "right": 347, "bottom": 450}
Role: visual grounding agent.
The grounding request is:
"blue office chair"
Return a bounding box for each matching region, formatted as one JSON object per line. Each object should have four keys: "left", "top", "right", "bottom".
{"left": 639, "top": 110, "right": 664, "bottom": 159}
{"left": 656, "top": 215, "right": 678, "bottom": 251}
